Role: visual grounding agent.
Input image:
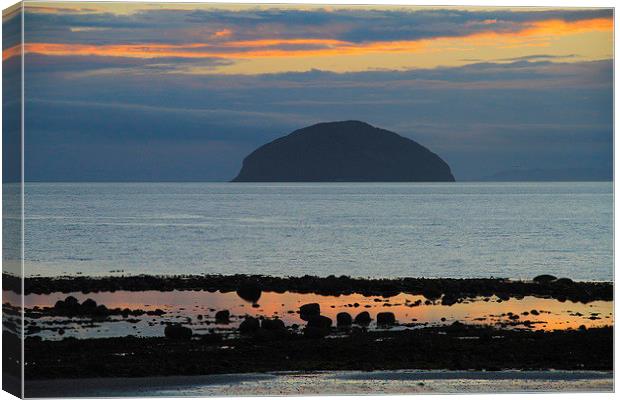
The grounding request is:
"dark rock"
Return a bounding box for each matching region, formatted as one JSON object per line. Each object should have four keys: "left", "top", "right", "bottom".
{"left": 239, "top": 317, "right": 260, "bottom": 334}
{"left": 236, "top": 283, "right": 262, "bottom": 304}
{"left": 261, "top": 318, "right": 285, "bottom": 331}
{"left": 304, "top": 326, "right": 329, "bottom": 339}
{"left": 164, "top": 324, "right": 192, "bottom": 341}
{"left": 354, "top": 311, "right": 371, "bottom": 325}
{"left": 533, "top": 275, "right": 557, "bottom": 284}
{"left": 555, "top": 278, "right": 574, "bottom": 285}
{"left": 93, "top": 305, "right": 108, "bottom": 317}
{"left": 336, "top": 312, "right": 352, "bottom": 327}
{"left": 299, "top": 303, "right": 320, "bottom": 320}
{"left": 215, "top": 310, "right": 230, "bottom": 323}
{"left": 441, "top": 294, "right": 458, "bottom": 306}
{"left": 377, "top": 312, "right": 396, "bottom": 326}
{"left": 422, "top": 287, "right": 442, "bottom": 300}
{"left": 64, "top": 296, "right": 79, "bottom": 307}
{"left": 232, "top": 121, "right": 455, "bottom": 182}
{"left": 307, "top": 315, "right": 332, "bottom": 330}
{"left": 200, "top": 333, "right": 222, "bottom": 344}
{"left": 81, "top": 298, "right": 97, "bottom": 310}
{"left": 497, "top": 293, "right": 510, "bottom": 301}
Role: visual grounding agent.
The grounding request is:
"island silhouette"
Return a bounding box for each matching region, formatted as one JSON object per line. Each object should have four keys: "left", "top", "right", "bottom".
{"left": 232, "top": 121, "right": 455, "bottom": 182}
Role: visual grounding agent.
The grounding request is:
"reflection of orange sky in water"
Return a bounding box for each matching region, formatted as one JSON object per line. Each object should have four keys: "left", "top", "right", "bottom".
{"left": 23, "top": 290, "right": 612, "bottom": 332}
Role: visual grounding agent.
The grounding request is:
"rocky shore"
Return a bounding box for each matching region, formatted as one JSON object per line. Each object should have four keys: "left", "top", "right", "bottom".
{"left": 8, "top": 273, "right": 613, "bottom": 303}
{"left": 24, "top": 324, "right": 612, "bottom": 380}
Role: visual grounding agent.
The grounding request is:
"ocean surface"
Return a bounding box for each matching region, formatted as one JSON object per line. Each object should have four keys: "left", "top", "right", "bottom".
{"left": 22, "top": 182, "right": 612, "bottom": 280}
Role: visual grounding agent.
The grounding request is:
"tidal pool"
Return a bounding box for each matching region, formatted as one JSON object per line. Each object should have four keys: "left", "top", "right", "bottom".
{"left": 19, "top": 289, "right": 613, "bottom": 340}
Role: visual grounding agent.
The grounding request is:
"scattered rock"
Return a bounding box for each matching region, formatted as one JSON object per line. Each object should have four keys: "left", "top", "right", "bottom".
{"left": 441, "top": 294, "right": 458, "bottom": 306}
{"left": 65, "top": 296, "right": 79, "bottom": 308}
{"left": 533, "top": 275, "right": 557, "bottom": 284}
{"left": 377, "top": 312, "right": 396, "bottom": 326}
{"left": 200, "top": 333, "right": 222, "bottom": 344}
{"left": 215, "top": 310, "right": 230, "bottom": 323}
{"left": 337, "top": 312, "right": 353, "bottom": 327}
{"left": 354, "top": 311, "right": 371, "bottom": 325}
{"left": 81, "top": 298, "right": 97, "bottom": 310}
{"left": 555, "top": 278, "right": 574, "bottom": 285}
{"left": 236, "top": 282, "right": 262, "bottom": 304}
{"left": 164, "top": 324, "right": 192, "bottom": 341}
{"left": 304, "top": 326, "right": 329, "bottom": 339}
{"left": 307, "top": 315, "right": 332, "bottom": 330}
{"left": 261, "top": 318, "right": 285, "bottom": 331}
{"left": 299, "top": 303, "right": 320, "bottom": 320}
{"left": 239, "top": 317, "right": 260, "bottom": 334}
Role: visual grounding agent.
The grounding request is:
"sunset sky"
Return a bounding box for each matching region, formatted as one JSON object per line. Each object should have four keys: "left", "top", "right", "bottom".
{"left": 3, "top": 3, "right": 613, "bottom": 181}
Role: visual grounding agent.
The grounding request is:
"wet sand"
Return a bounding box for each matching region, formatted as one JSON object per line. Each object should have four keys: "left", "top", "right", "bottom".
{"left": 26, "top": 370, "right": 613, "bottom": 397}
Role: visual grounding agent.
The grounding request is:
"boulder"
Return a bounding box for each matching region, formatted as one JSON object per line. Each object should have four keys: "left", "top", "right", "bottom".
{"left": 336, "top": 312, "right": 352, "bottom": 327}
{"left": 236, "top": 283, "right": 262, "bottom": 304}
{"left": 555, "top": 277, "right": 574, "bottom": 285}
{"left": 304, "top": 326, "right": 329, "bottom": 339}
{"left": 261, "top": 318, "right": 286, "bottom": 331}
{"left": 53, "top": 300, "right": 66, "bottom": 310}
{"left": 215, "top": 310, "right": 230, "bottom": 323}
{"left": 93, "top": 305, "right": 108, "bottom": 317}
{"left": 64, "top": 296, "right": 79, "bottom": 307}
{"left": 164, "top": 324, "right": 192, "bottom": 341}
{"left": 81, "top": 298, "right": 97, "bottom": 310}
{"left": 239, "top": 316, "right": 260, "bottom": 334}
{"left": 422, "top": 287, "right": 442, "bottom": 301}
{"left": 299, "top": 303, "right": 320, "bottom": 320}
{"left": 533, "top": 275, "right": 557, "bottom": 284}
{"left": 200, "top": 333, "right": 223, "bottom": 344}
{"left": 441, "top": 294, "right": 458, "bottom": 306}
{"left": 307, "top": 315, "right": 332, "bottom": 330}
{"left": 354, "top": 311, "right": 371, "bottom": 325}
{"left": 376, "top": 312, "right": 396, "bottom": 326}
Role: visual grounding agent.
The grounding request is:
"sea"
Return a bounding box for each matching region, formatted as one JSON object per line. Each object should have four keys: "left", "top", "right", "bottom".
{"left": 22, "top": 182, "right": 613, "bottom": 280}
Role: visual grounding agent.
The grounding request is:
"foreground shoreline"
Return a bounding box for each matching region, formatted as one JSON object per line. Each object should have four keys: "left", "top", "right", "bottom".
{"left": 8, "top": 273, "right": 613, "bottom": 385}
{"left": 24, "top": 325, "right": 612, "bottom": 380}
{"left": 25, "top": 370, "right": 613, "bottom": 397}
{"left": 6, "top": 273, "right": 613, "bottom": 303}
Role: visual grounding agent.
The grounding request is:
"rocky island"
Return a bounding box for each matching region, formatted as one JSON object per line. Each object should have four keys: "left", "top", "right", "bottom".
{"left": 232, "top": 121, "right": 455, "bottom": 182}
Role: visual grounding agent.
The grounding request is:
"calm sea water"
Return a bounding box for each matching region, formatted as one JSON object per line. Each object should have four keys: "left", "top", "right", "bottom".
{"left": 23, "top": 182, "right": 612, "bottom": 280}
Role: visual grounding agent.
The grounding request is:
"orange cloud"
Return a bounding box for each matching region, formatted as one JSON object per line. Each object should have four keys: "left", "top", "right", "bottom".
{"left": 4, "top": 17, "right": 612, "bottom": 62}
{"left": 213, "top": 29, "right": 232, "bottom": 38}
{"left": 2, "top": 45, "right": 21, "bottom": 61}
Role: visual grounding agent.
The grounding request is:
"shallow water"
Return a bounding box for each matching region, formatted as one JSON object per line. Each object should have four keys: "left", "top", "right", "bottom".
{"left": 23, "top": 182, "right": 613, "bottom": 280}
{"left": 25, "top": 370, "right": 613, "bottom": 397}
{"left": 22, "top": 290, "right": 613, "bottom": 339}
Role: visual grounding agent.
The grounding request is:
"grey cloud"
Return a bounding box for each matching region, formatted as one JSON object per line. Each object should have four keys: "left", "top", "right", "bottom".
{"left": 23, "top": 59, "right": 612, "bottom": 181}
{"left": 23, "top": 6, "right": 613, "bottom": 45}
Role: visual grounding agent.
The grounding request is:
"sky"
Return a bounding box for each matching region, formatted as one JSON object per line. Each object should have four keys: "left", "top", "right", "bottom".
{"left": 2, "top": 2, "right": 614, "bottom": 181}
